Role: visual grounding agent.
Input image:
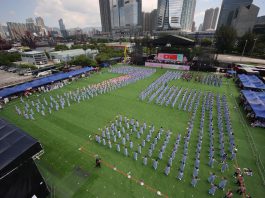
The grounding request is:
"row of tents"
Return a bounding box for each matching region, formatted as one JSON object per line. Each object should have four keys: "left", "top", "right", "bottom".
{"left": 0, "top": 67, "right": 94, "bottom": 100}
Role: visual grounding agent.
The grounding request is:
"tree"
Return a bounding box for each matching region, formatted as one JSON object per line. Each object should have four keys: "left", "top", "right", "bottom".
{"left": 0, "top": 52, "right": 21, "bottom": 66}
{"left": 201, "top": 38, "right": 212, "bottom": 47}
{"left": 54, "top": 45, "right": 69, "bottom": 51}
{"left": 237, "top": 31, "right": 256, "bottom": 55}
{"left": 215, "top": 25, "right": 237, "bottom": 53}
{"left": 69, "top": 55, "right": 97, "bottom": 67}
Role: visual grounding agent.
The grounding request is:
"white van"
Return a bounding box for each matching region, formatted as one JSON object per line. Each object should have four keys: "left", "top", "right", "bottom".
{"left": 36, "top": 70, "right": 52, "bottom": 78}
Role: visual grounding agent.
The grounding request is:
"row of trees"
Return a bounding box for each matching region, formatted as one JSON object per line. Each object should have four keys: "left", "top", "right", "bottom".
{"left": 0, "top": 52, "right": 21, "bottom": 66}
{"left": 215, "top": 25, "right": 265, "bottom": 57}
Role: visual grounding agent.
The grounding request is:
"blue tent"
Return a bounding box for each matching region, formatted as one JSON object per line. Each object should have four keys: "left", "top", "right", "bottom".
{"left": 227, "top": 70, "right": 236, "bottom": 75}
{"left": 238, "top": 74, "right": 265, "bottom": 90}
{"left": 0, "top": 67, "right": 94, "bottom": 99}
{"left": 242, "top": 90, "right": 265, "bottom": 119}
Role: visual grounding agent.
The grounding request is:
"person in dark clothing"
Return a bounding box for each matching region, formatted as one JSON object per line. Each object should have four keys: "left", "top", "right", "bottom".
{"left": 96, "top": 156, "right": 101, "bottom": 168}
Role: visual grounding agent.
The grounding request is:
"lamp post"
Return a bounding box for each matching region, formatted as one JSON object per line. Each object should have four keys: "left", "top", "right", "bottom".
{"left": 250, "top": 38, "right": 257, "bottom": 57}
{"left": 240, "top": 39, "right": 248, "bottom": 62}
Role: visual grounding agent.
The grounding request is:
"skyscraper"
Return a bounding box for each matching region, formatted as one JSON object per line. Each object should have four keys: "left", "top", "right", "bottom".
{"left": 58, "top": 18, "right": 68, "bottom": 38}
{"left": 202, "top": 7, "right": 219, "bottom": 31}
{"left": 217, "top": 0, "right": 253, "bottom": 29}
{"left": 180, "top": 0, "right": 196, "bottom": 32}
{"left": 211, "top": 7, "right": 219, "bottom": 29}
{"left": 157, "top": 0, "right": 184, "bottom": 30}
{"left": 99, "top": 0, "right": 112, "bottom": 33}
{"left": 202, "top": 8, "right": 214, "bottom": 31}
{"left": 35, "top": 17, "right": 45, "bottom": 28}
{"left": 150, "top": 9, "right": 158, "bottom": 33}
{"left": 109, "top": 0, "right": 142, "bottom": 34}
{"left": 231, "top": 4, "right": 259, "bottom": 36}
{"left": 7, "top": 22, "right": 27, "bottom": 40}
{"left": 142, "top": 12, "right": 151, "bottom": 33}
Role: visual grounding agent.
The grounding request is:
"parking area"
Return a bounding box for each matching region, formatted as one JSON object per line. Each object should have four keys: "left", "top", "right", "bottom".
{"left": 0, "top": 70, "right": 33, "bottom": 89}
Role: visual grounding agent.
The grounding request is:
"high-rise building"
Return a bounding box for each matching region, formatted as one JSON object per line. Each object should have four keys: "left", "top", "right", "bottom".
{"left": 202, "top": 8, "right": 214, "bottom": 31}
{"left": 99, "top": 0, "right": 112, "bottom": 33}
{"left": 150, "top": 9, "right": 158, "bottom": 33}
{"left": 157, "top": 0, "right": 184, "bottom": 30}
{"left": 6, "top": 22, "right": 27, "bottom": 40}
{"left": 202, "top": 7, "right": 219, "bottom": 31}
{"left": 26, "top": 18, "right": 35, "bottom": 24}
{"left": 180, "top": 0, "right": 196, "bottom": 32}
{"left": 26, "top": 17, "right": 41, "bottom": 34}
{"left": 142, "top": 12, "right": 151, "bottom": 33}
{"left": 231, "top": 4, "right": 259, "bottom": 37}
{"left": 253, "top": 15, "right": 265, "bottom": 35}
{"left": 35, "top": 17, "right": 45, "bottom": 28}
{"left": 217, "top": 0, "right": 253, "bottom": 29}
{"left": 58, "top": 18, "right": 68, "bottom": 38}
{"left": 191, "top": 21, "right": 196, "bottom": 32}
{"left": 110, "top": 0, "right": 142, "bottom": 35}
{"left": 211, "top": 7, "right": 219, "bottom": 29}
{"left": 198, "top": 23, "right": 203, "bottom": 31}
{"left": 0, "top": 24, "right": 6, "bottom": 39}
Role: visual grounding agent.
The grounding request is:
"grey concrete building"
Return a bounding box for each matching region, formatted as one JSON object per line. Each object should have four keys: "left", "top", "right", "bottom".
{"left": 211, "top": 7, "right": 219, "bottom": 29}
{"left": 99, "top": 0, "right": 112, "bottom": 33}
{"left": 231, "top": 4, "right": 260, "bottom": 37}
{"left": 58, "top": 18, "right": 68, "bottom": 38}
{"left": 157, "top": 0, "right": 184, "bottom": 30}
{"left": 180, "top": 0, "right": 196, "bottom": 32}
{"left": 202, "top": 8, "right": 214, "bottom": 31}
{"left": 253, "top": 15, "right": 265, "bottom": 34}
{"left": 217, "top": 0, "right": 253, "bottom": 29}
{"left": 110, "top": 0, "right": 142, "bottom": 36}
{"left": 202, "top": 7, "right": 219, "bottom": 31}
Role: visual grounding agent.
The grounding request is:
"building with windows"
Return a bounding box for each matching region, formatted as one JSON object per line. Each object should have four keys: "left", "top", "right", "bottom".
{"left": 7, "top": 22, "right": 27, "bottom": 40}
{"left": 180, "top": 0, "right": 196, "bottom": 32}
{"left": 99, "top": 0, "right": 112, "bottom": 33}
{"left": 26, "top": 18, "right": 41, "bottom": 35}
{"left": 253, "top": 15, "right": 265, "bottom": 35}
{"left": 231, "top": 4, "right": 259, "bottom": 37}
{"left": 217, "top": 0, "right": 253, "bottom": 29}
{"left": 202, "top": 7, "right": 219, "bottom": 31}
{"left": 35, "top": 17, "right": 45, "bottom": 28}
{"left": 21, "top": 51, "right": 48, "bottom": 67}
{"left": 58, "top": 18, "right": 68, "bottom": 38}
{"left": 49, "top": 49, "right": 99, "bottom": 63}
{"left": 157, "top": 0, "right": 184, "bottom": 30}
{"left": 109, "top": 0, "right": 142, "bottom": 36}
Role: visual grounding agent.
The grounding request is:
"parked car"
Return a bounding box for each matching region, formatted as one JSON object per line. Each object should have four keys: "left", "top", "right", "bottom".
{"left": 0, "top": 65, "right": 7, "bottom": 70}
{"left": 18, "top": 68, "right": 32, "bottom": 76}
{"left": 36, "top": 70, "right": 52, "bottom": 78}
{"left": 8, "top": 67, "right": 18, "bottom": 73}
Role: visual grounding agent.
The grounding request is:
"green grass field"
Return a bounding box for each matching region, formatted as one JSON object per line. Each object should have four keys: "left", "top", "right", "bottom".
{"left": 0, "top": 67, "right": 264, "bottom": 198}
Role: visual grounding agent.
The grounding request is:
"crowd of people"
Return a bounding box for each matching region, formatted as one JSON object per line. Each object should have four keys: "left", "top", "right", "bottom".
{"left": 146, "top": 59, "right": 184, "bottom": 65}
{"left": 194, "top": 74, "right": 222, "bottom": 87}
{"left": 140, "top": 71, "right": 203, "bottom": 112}
{"left": 15, "top": 66, "right": 156, "bottom": 120}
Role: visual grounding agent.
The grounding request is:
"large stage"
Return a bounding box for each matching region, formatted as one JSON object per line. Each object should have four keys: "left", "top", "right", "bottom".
{"left": 145, "top": 62, "right": 190, "bottom": 71}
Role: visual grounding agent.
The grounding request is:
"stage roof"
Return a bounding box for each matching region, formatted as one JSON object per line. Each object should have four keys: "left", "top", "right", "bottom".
{"left": 152, "top": 35, "right": 195, "bottom": 47}
{"left": 0, "top": 118, "right": 42, "bottom": 177}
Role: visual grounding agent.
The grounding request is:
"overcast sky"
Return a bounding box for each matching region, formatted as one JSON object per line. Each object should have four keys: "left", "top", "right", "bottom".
{"left": 0, "top": 0, "right": 264, "bottom": 29}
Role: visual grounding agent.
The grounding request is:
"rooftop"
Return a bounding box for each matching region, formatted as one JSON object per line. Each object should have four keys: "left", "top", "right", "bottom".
{"left": 21, "top": 51, "right": 45, "bottom": 55}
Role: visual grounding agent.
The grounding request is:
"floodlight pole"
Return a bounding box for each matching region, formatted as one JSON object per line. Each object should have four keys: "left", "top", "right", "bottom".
{"left": 240, "top": 40, "right": 248, "bottom": 62}
{"left": 250, "top": 38, "right": 257, "bottom": 57}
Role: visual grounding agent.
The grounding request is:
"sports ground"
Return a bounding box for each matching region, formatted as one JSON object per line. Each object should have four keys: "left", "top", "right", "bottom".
{"left": 0, "top": 66, "right": 264, "bottom": 198}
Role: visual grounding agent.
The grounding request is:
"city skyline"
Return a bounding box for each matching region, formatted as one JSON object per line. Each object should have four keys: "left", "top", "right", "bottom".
{"left": 0, "top": 0, "right": 265, "bottom": 29}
